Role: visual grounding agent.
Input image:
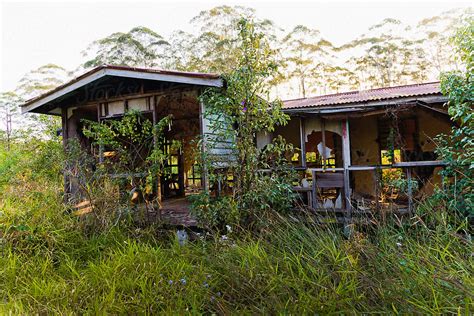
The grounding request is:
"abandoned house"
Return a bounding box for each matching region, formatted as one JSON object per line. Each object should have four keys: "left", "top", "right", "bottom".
{"left": 21, "top": 65, "right": 451, "bottom": 224}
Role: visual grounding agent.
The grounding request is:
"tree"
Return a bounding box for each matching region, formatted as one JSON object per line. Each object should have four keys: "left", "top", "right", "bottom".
{"left": 342, "top": 18, "right": 429, "bottom": 89}
{"left": 436, "top": 18, "right": 473, "bottom": 219}
{"left": 0, "top": 92, "right": 22, "bottom": 150}
{"left": 189, "top": 6, "right": 280, "bottom": 74}
{"left": 15, "top": 64, "right": 71, "bottom": 138}
{"left": 81, "top": 26, "right": 170, "bottom": 69}
{"left": 415, "top": 8, "right": 473, "bottom": 76}
{"left": 282, "top": 25, "right": 335, "bottom": 97}
{"left": 199, "top": 19, "right": 293, "bottom": 228}
{"left": 16, "top": 63, "right": 71, "bottom": 100}
{"left": 163, "top": 30, "right": 199, "bottom": 71}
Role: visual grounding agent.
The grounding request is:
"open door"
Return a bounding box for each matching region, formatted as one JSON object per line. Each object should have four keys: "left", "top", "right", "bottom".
{"left": 161, "top": 140, "right": 185, "bottom": 199}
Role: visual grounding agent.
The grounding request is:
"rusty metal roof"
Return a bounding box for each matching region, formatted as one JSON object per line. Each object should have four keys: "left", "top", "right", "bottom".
{"left": 283, "top": 82, "right": 441, "bottom": 109}
{"left": 21, "top": 65, "right": 222, "bottom": 111}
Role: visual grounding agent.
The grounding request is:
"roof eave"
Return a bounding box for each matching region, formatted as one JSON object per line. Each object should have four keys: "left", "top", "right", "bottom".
{"left": 282, "top": 94, "right": 447, "bottom": 114}
{"left": 21, "top": 67, "right": 224, "bottom": 114}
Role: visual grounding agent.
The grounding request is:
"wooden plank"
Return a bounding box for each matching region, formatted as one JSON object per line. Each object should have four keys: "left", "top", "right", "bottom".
{"left": 308, "top": 167, "right": 344, "bottom": 172}
{"left": 321, "top": 118, "right": 327, "bottom": 169}
{"left": 348, "top": 165, "right": 392, "bottom": 171}
{"left": 22, "top": 68, "right": 223, "bottom": 114}
{"left": 314, "top": 172, "right": 344, "bottom": 188}
{"left": 61, "top": 107, "right": 68, "bottom": 147}
{"left": 106, "top": 68, "right": 224, "bottom": 88}
{"left": 407, "top": 168, "right": 413, "bottom": 216}
{"left": 22, "top": 68, "right": 109, "bottom": 114}
{"left": 342, "top": 119, "right": 352, "bottom": 219}
{"left": 374, "top": 167, "right": 381, "bottom": 214}
{"left": 299, "top": 117, "right": 307, "bottom": 168}
{"left": 152, "top": 97, "right": 162, "bottom": 205}
{"left": 61, "top": 106, "right": 70, "bottom": 200}
{"left": 73, "top": 206, "right": 93, "bottom": 216}
{"left": 312, "top": 169, "right": 317, "bottom": 209}
{"left": 393, "top": 160, "right": 446, "bottom": 167}
{"left": 199, "top": 99, "right": 209, "bottom": 192}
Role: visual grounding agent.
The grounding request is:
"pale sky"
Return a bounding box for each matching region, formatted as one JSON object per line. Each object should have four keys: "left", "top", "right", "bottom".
{"left": 1, "top": 0, "right": 472, "bottom": 92}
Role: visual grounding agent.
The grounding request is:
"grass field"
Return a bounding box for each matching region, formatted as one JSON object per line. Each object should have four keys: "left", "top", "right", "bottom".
{"left": 0, "top": 141, "right": 472, "bottom": 314}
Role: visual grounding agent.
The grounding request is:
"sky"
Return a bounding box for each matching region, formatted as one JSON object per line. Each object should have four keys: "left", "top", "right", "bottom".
{"left": 1, "top": 0, "right": 472, "bottom": 92}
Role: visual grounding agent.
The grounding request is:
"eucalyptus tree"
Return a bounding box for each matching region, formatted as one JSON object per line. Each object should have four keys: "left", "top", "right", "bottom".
{"left": 164, "top": 30, "right": 198, "bottom": 71}
{"left": 16, "top": 64, "right": 71, "bottom": 100}
{"left": 0, "top": 92, "right": 22, "bottom": 149}
{"left": 189, "top": 6, "right": 280, "bottom": 75}
{"left": 15, "top": 64, "right": 72, "bottom": 137}
{"left": 342, "top": 18, "right": 429, "bottom": 89}
{"left": 415, "top": 8, "right": 473, "bottom": 76}
{"left": 282, "top": 25, "right": 335, "bottom": 97}
{"left": 81, "top": 26, "right": 170, "bottom": 69}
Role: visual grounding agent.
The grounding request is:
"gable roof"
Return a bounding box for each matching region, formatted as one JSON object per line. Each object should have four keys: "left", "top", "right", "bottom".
{"left": 21, "top": 65, "right": 224, "bottom": 114}
{"left": 283, "top": 82, "right": 442, "bottom": 110}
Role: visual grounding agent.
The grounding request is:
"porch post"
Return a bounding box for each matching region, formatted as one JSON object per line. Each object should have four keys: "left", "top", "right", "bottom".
{"left": 299, "top": 116, "right": 306, "bottom": 169}
{"left": 152, "top": 97, "right": 162, "bottom": 206}
{"left": 342, "top": 119, "right": 352, "bottom": 225}
{"left": 62, "top": 107, "right": 70, "bottom": 201}
{"left": 199, "top": 99, "right": 209, "bottom": 193}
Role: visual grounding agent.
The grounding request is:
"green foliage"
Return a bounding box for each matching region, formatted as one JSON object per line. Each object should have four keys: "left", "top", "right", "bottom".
{"left": 197, "top": 19, "right": 293, "bottom": 229}
{"left": 436, "top": 18, "right": 473, "bottom": 219}
{"left": 189, "top": 194, "right": 239, "bottom": 230}
{"left": 82, "top": 26, "right": 170, "bottom": 68}
{"left": 282, "top": 25, "right": 336, "bottom": 96}
{"left": 343, "top": 18, "right": 429, "bottom": 88}
{"left": 1, "top": 142, "right": 473, "bottom": 314}
{"left": 1, "top": 202, "right": 472, "bottom": 313}
{"left": 82, "top": 110, "right": 171, "bottom": 177}
{"left": 75, "top": 111, "right": 174, "bottom": 230}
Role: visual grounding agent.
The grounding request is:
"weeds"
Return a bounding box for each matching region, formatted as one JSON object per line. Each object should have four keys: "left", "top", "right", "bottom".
{"left": 0, "top": 141, "right": 473, "bottom": 314}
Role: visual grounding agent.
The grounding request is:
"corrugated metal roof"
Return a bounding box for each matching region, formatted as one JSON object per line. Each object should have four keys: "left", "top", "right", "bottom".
{"left": 283, "top": 82, "right": 441, "bottom": 109}
{"left": 21, "top": 65, "right": 222, "bottom": 108}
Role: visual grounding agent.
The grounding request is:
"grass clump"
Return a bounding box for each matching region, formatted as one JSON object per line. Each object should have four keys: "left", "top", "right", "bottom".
{"left": 0, "top": 141, "right": 473, "bottom": 314}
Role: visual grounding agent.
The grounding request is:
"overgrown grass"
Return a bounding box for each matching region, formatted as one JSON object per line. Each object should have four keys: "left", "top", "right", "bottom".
{"left": 0, "top": 141, "right": 473, "bottom": 314}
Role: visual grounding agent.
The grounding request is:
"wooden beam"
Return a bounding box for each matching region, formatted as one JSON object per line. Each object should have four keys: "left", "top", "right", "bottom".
{"left": 299, "top": 116, "right": 307, "bottom": 168}
{"left": 61, "top": 107, "right": 68, "bottom": 148}
{"left": 342, "top": 119, "right": 352, "bottom": 219}
{"left": 393, "top": 160, "right": 446, "bottom": 167}
{"left": 312, "top": 169, "right": 318, "bottom": 209}
{"left": 61, "top": 107, "right": 70, "bottom": 201}
{"left": 152, "top": 96, "right": 162, "bottom": 205}
{"left": 199, "top": 98, "right": 209, "bottom": 193}
{"left": 321, "top": 118, "right": 327, "bottom": 169}
{"left": 22, "top": 68, "right": 223, "bottom": 114}
{"left": 407, "top": 168, "right": 413, "bottom": 216}
{"left": 374, "top": 167, "right": 381, "bottom": 214}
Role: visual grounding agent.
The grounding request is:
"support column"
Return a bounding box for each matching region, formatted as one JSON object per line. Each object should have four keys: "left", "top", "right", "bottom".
{"left": 152, "top": 97, "right": 162, "bottom": 207}
{"left": 407, "top": 168, "right": 413, "bottom": 216}
{"left": 342, "top": 119, "right": 352, "bottom": 229}
{"left": 299, "top": 116, "right": 307, "bottom": 169}
{"left": 62, "top": 107, "right": 70, "bottom": 201}
{"left": 199, "top": 99, "right": 209, "bottom": 193}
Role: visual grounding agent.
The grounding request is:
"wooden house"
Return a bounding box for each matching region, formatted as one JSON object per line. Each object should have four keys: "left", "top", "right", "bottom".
{"left": 21, "top": 65, "right": 452, "bottom": 223}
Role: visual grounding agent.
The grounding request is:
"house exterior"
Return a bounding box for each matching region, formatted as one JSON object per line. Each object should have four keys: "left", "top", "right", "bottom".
{"left": 259, "top": 82, "right": 450, "bottom": 219}
{"left": 21, "top": 65, "right": 451, "bottom": 222}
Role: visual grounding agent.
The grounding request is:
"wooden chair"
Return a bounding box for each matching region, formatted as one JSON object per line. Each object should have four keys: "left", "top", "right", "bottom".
{"left": 312, "top": 171, "right": 345, "bottom": 209}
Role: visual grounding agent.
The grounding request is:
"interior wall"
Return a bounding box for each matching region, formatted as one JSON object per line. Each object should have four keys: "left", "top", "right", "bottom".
{"left": 349, "top": 116, "right": 380, "bottom": 197}
{"left": 274, "top": 118, "right": 300, "bottom": 145}
{"left": 417, "top": 108, "right": 452, "bottom": 152}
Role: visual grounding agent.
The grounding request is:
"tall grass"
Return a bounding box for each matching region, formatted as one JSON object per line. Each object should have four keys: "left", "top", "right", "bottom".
{"left": 0, "top": 141, "right": 473, "bottom": 314}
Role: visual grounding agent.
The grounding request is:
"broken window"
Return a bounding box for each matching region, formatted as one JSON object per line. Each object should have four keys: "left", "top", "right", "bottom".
{"left": 305, "top": 130, "right": 342, "bottom": 168}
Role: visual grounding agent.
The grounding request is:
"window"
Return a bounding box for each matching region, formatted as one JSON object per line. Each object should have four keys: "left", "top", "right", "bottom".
{"left": 187, "top": 163, "right": 201, "bottom": 187}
